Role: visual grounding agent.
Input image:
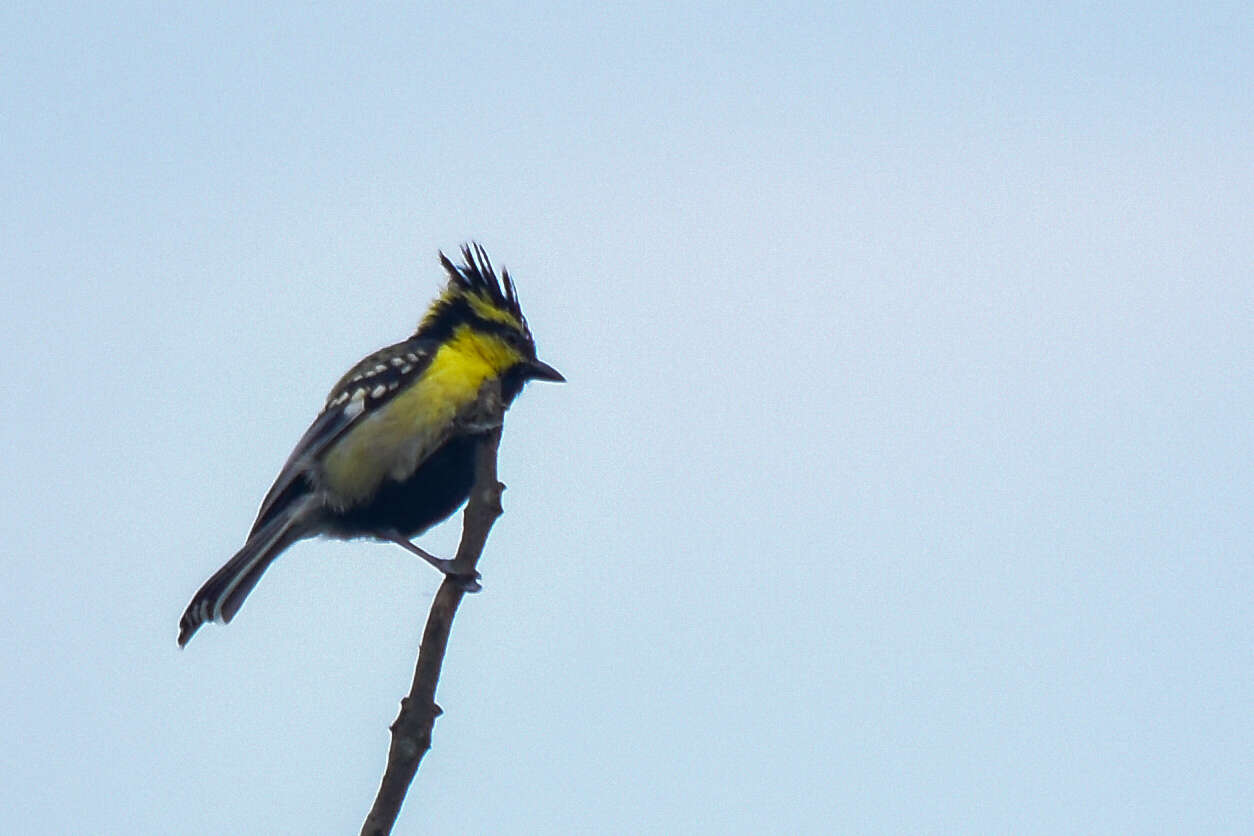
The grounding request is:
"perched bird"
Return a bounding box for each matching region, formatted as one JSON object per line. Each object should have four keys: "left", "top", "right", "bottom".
{"left": 178, "top": 244, "right": 563, "bottom": 646}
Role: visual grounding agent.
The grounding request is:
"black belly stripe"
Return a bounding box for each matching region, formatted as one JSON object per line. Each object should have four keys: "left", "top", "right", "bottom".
{"left": 329, "top": 433, "right": 482, "bottom": 537}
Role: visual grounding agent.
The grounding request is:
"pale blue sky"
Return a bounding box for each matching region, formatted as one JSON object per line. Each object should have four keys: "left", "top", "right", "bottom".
{"left": 3, "top": 3, "right": 1252, "bottom": 834}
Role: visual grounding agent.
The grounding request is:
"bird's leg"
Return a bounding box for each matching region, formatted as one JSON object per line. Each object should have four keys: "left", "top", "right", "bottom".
{"left": 377, "top": 531, "right": 482, "bottom": 592}
{"left": 381, "top": 533, "right": 448, "bottom": 571}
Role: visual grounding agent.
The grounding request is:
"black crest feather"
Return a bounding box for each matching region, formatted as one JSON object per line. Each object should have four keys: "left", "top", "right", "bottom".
{"left": 438, "top": 243, "right": 523, "bottom": 321}
{"left": 418, "top": 243, "right": 528, "bottom": 339}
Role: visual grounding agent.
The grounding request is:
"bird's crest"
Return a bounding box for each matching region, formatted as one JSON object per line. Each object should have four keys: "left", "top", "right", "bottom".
{"left": 418, "top": 243, "right": 528, "bottom": 338}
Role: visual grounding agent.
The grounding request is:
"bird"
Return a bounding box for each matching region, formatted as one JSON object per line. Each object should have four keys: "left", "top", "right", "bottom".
{"left": 178, "top": 243, "right": 563, "bottom": 646}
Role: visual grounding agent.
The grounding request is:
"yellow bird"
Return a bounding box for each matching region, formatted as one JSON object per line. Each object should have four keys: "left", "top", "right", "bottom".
{"left": 178, "top": 244, "right": 563, "bottom": 646}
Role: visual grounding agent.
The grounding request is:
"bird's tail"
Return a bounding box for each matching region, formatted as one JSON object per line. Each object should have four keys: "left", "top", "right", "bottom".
{"left": 178, "top": 508, "right": 313, "bottom": 646}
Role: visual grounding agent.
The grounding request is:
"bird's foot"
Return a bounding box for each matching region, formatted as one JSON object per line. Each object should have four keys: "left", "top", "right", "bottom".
{"left": 378, "top": 531, "right": 482, "bottom": 592}
{"left": 448, "top": 570, "right": 482, "bottom": 593}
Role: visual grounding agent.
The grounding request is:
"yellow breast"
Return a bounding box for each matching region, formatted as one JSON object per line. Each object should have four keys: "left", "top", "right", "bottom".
{"left": 320, "top": 326, "right": 521, "bottom": 507}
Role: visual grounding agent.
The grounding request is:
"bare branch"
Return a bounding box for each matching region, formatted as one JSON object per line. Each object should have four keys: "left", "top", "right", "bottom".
{"left": 360, "top": 383, "right": 506, "bottom": 836}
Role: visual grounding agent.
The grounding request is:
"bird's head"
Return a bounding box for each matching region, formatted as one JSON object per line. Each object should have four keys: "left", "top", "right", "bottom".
{"left": 417, "top": 243, "right": 564, "bottom": 399}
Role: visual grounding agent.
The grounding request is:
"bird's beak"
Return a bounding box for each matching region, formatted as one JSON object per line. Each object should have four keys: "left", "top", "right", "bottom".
{"left": 527, "top": 358, "right": 565, "bottom": 383}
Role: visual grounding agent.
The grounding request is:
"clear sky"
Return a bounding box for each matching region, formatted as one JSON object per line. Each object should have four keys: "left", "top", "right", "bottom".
{"left": 3, "top": 3, "right": 1251, "bottom": 834}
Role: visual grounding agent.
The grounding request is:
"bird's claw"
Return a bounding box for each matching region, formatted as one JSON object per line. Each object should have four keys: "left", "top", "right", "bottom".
{"left": 449, "top": 570, "right": 482, "bottom": 593}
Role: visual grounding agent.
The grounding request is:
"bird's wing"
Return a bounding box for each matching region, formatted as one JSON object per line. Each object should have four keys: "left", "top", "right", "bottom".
{"left": 247, "top": 337, "right": 438, "bottom": 536}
